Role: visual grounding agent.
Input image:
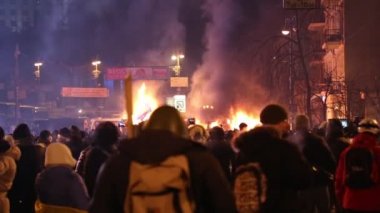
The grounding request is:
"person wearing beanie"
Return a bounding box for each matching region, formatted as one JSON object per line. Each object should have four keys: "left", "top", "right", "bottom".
{"left": 234, "top": 105, "right": 312, "bottom": 212}
{"left": 335, "top": 118, "right": 380, "bottom": 212}
{"left": 0, "top": 139, "right": 21, "bottom": 213}
{"left": 259, "top": 104, "right": 290, "bottom": 138}
{"left": 35, "top": 143, "right": 89, "bottom": 213}
{"left": 8, "top": 123, "right": 44, "bottom": 213}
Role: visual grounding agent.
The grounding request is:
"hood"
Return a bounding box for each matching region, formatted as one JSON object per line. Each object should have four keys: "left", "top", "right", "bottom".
{"left": 352, "top": 132, "right": 378, "bottom": 148}
{"left": 119, "top": 129, "right": 197, "bottom": 164}
{"left": 236, "top": 126, "right": 280, "bottom": 158}
{"left": 45, "top": 142, "right": 76, "bottom": 168}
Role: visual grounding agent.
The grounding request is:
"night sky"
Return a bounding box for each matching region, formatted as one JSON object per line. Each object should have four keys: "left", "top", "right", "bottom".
{"left": 0, "top": 0, "right": 287, "bottom": 118}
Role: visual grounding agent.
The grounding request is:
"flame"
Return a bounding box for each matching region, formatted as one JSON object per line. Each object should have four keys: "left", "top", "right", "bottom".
{"left": 229, "top": 109, "right": 261, "bottom": 130}
{"left": 195, "top": 108, "right": 261, "bottom": 131}
{"left": 122, "top": 82, "right": 159, "bottom": 124}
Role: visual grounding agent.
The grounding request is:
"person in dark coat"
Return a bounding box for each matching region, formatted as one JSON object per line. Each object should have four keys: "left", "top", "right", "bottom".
{"left": 8, "top": 123, "right": 44, "bottom": 213}
{"left": 89, "top": 105, "right": 236, "bottom": 213}
{"left": 81, "top": 121, "right": 119, "bottom": 197}
{"left": 66, "top": 125, "right": 87, "bottom": 160}
{"left": 288, "top": 115, "right": 336, "bottom": 213}
{"left": 236, "top": 104, "right": 312, "bottom": 213}
{"left": 325, "top": 119, "right": 350, "bottom": 161}
{"left": 206, "top": 126, "right": 236, "bottom": 183}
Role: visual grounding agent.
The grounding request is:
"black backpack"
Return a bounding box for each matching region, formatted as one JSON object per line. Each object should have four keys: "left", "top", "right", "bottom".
{"left": 345, "top": 147, "right": 375, "bottom": 189}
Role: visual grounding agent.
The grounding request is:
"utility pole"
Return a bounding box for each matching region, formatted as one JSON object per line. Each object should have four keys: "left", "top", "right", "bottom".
{"left": 14, "top": 44, "right": 20, "bottom": 124}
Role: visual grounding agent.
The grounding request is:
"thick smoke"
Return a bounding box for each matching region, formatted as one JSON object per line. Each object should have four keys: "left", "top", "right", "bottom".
{"left": 188, "top": 0, "right": 240, "bottom": 117}
{"left": 188, "top": 0, "right": 285, "bottom": 119}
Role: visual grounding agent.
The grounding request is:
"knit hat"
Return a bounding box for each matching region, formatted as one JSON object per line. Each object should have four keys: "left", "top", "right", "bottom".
{"left": 45, "top": 143, "right": 76, "bottom": 168}
{"left": 260, "top": 104, "right": 288, "bottom": 125}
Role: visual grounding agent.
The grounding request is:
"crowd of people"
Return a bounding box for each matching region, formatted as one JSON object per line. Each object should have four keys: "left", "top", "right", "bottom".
{"left": 0, "top": 104, "right": 379, "bottom": 213}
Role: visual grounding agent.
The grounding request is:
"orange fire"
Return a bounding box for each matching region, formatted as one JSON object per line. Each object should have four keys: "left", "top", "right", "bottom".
{"left": 228, "top": 109, "right": 261, "bottom": 130}
{"left": 195, "top": 108, "right": 261, "bottom": 131}
{"left": 122, "top": 82, "right": 160, "bottom": 124}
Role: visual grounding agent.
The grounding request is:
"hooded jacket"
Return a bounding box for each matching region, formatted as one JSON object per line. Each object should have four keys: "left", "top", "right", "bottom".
{"left": 236, "top": 127, "right": 312, "bottom": 213}
{"left": 35, "top": 143, "right": 89, "bottom": 213}
{"left": 335, "top": 132, "right": 380, "bottom": 211}
{"left": 89, "top": 129, "right": 237, "bottom": 213}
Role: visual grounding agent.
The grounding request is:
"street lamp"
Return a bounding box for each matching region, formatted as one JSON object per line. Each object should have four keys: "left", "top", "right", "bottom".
{"left": 34, "top": 62, "right": 43, "bottom": 79}
{"left": 282, "top": 16, "right": 296, "bottom": 119}
{"left": 171, "top": 54, "right": 184, "bottom": 76}
{"left": 92, "top": 60, "right": 101, "bottom": 79}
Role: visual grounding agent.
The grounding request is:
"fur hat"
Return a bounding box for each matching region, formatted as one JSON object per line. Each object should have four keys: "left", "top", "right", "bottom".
{"left": 260, "top": 104, "right": 288, "bottom": 125}
{"left": 45, "top": 143, "right": 76, "bottom": 168}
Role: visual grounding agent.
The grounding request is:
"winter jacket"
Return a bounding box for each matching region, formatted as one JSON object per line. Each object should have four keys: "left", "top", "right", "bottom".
{"left": 35, "top": 166, "right": 89, "bottom": 213}
{"left": 89, "top": 129, "right": 237, "bottom": 213}
{"left": 335, "top": 132, "right": 380, "bottom": 211}
{"left": 236, "top": 127, "right": 312, "bottom": 213}
{"left": 8, "top": 138, "right": 45, "bottom": 213}
{"left": 206, "top": 139, "right": 236, "bottom": 183}
{"left": 288, "top": 130, "right": 336, "bottom": 186}
{"left": 0, "top": 146, "right": 21, "bottom": 213}
{"left": 83, "top": 145, "right": 117, "bottom": 197}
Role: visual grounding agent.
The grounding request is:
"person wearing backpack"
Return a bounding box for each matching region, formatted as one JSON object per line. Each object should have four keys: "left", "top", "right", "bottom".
{"left": 335, "top": 118, "right": 380, "bottom": 212}
{"left": 235, "top": 104, "right": 312, "bottom": 213}
{"left": 89, "top": 105, "right": 236, "bottom": 213}
{"left": 288, "top": 115, "right": 336, "bottom": 213}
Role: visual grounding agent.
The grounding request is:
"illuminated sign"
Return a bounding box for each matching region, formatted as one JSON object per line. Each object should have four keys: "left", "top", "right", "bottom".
{"left": 61, "top": 87, "right": 109, "bottom": 98}
{"left": 170, "top": 77, "right": 189, "bottom": 88}
{"left": 106, "top": 67, "right": 170, "bottom": 80}
{"left": 173, "top": 95, "right": 186, "bottom": 112}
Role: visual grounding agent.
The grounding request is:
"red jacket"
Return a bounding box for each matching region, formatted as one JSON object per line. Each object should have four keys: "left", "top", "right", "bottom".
{"left": 335, "top": 132, "right": 380, "bottom": 211}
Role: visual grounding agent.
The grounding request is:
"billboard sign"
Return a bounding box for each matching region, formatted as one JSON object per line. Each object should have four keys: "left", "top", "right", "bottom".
{"left": 106, "top": 67, "right": 170, "bottom": 80}
{"left": 170, "top": 77, "right": 189, "bottom": 88}
{"left": 61, "top": 87, "right": 109, "bottom": 98}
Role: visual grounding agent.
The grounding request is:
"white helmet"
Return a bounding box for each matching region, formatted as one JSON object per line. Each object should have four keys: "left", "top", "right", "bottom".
{"left": 358, "top": 118, "right": 380, "bottom": 134}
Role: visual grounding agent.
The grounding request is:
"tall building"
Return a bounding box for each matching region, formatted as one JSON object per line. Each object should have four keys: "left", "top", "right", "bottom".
{"left": 0, "top": 0, "right": 39, "bottom": 32}
{"left": 345, "top": 0, "right": 380, "bottom": 120}
{"left": 308, "top": 0, "right": 380, "bottom": 121}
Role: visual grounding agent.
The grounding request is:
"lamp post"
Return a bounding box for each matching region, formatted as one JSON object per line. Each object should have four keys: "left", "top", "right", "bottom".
{"left": 91, "top": 60, "right": 101, "bottom": 79}
{"left": 282, "top": 16, "right": 296, "bottom": 120}
{"left": 34, "top": 62, "right": 43, "bottom": 80}
{"left": 171, "top": 54, "right": 184, "bottom": 76}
